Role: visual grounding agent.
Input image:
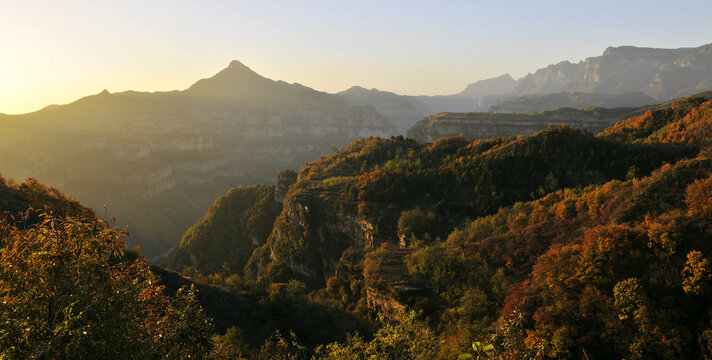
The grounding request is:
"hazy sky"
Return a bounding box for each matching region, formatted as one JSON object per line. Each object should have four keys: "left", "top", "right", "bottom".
{"left": 2, "top": 0, "right": 711, "bottom": 114}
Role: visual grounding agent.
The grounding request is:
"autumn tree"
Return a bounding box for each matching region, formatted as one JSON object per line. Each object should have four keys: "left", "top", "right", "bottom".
{"left": 0, "top": 214, "right": 212, "bottom": 359}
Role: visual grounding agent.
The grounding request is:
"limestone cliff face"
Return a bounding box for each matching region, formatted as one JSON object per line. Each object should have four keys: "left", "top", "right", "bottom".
{"left": 274, "top": 169, "right": 298, "bottom": 203}
{"left": 267, "top": 189, "right": 377, "bottom": 286}
{"left": 0, "top": 61, "right": 395, "bottom": 257}
{"left": 512, "top": 44, "right": 712, "bottom": 100}
{"left": 406, "top": 106, "right": 646, "bottom": 143}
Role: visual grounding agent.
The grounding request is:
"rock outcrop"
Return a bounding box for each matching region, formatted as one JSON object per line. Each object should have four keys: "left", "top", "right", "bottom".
{"left": 512, "top": 44, "right": 712, "bottom": 100}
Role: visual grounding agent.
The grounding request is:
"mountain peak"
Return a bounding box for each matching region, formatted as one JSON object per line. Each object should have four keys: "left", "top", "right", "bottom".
{"left": 227, "top": 59, "right": 251, "bottom": 71}
{"left": 186, "top": 60, "right": 270, "bottom": 95}
{"left": 217, "top": 60, "right": 261, "bottom": 78}
{"left": 339, "top": 86, "right": 373, "bottom": 95}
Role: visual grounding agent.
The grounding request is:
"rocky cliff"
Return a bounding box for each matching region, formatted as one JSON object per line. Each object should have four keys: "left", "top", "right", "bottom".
{"left": 406, "top": 106, "right": 647, "bottom": 143}
{"left": 512, "top": 44, "right": 712, "bottom": 100}
{"left": 338, "top": 44, "right": 712, "bottom": 132}
{"left": 234, "top": 124, "right": 695, "bottom": 289}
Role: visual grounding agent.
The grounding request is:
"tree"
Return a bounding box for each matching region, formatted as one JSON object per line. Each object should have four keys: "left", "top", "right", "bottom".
{"left": 314, "top": 311, "right": 438, "bottom": 360}
{"left": 681, "top": 250, "right": 710, "bottom": 295}
{"left": 211, "top": 327, "right": 251, "bottom": 360}
{"left": 0, "top": 214, "right": 212, "bottom": 359}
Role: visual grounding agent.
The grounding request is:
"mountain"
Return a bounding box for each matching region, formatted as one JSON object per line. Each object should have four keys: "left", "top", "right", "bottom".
{"left": 489, "top": 91, "right": 657, "bottom": 113}
{"left": 406, "top": 105, "right": 644, "bottom": 143}
{"left": 168, "top": 95, "right": 707, "bottom": 286}
{"left": 246, "top": 127, "right": 693, "bottom": 287}
{"left": 457, "top": 73, "right": 517, "bottom": 99}
{"left": 337, "top": 86, "right": 428, "bottom": 133}
{"left": 407, "top": 91, "right": 712, "bottom": 143}
{"left": 339, "top": 44, "right": 712, "bottom": 130}
{"left": 512, "top": 43, "right": 712, "bottom": 100}
{"left": 0, "top": 61, "right": 396, "bottom": 257}
{"left": 338, "top": 74, "right": 515, "bottom": 133}
{"left": 163, "top": 91, "right": 712, "bottom": 358}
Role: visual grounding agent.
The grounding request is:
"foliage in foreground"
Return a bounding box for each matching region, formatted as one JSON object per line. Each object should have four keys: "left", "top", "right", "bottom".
{"left": 0, "top": 214, "right": 212, "bottom": 360}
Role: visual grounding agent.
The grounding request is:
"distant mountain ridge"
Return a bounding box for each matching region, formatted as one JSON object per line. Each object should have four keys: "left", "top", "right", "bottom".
{"left": 339, "top": 43, "right": 712, "bottom": 130}
{"left": 0, "top": 61, "right": 396, "bottom": 257}
{"left": 457, "top": 73, "right": 516, "bottom": 98}
{"left": 407, "top": 90, "right": 712, "bottom": 143}
{"left": 512, "top": 43, "right": 712, "bottom": 100}
{"left": 337, "top": 74, "right": 516, "bottom": 133}
{"left": 489, "top": 91, "right": 658, "bottom": 113}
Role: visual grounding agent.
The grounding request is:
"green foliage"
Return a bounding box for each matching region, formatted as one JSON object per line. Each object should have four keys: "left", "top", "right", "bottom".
{"left": 314, "top": 311, "right": 438, "bottom": 360}
{"left": 0, "top": 176, "right": 94, "bottom": 223}
{"left": 0, "top": 214, "right": 212, "bottom": 360}
{"left": 613, "top": 278, "right": 648, "bottom": 320}
{"left": 165, "top": 184, "right": 281, "bottom": 276}
{"left": 681, "top": 250, "right": 711, "bottom": 295}
{"left": 255, "top": 330, "right": 307, "bottom": 360}
{"left": 397, "top": 208, "right": 437, "bottom": 244}
{"left": 94, "top": 91, "right": 712, "bottom": 358}
{"left": 211, "top": 327, "right": 251, "bottom": 360}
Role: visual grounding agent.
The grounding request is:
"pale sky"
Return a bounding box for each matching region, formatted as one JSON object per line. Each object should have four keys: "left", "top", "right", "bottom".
{"left": 1, "top": 0, "right": 711, "bottom": 114}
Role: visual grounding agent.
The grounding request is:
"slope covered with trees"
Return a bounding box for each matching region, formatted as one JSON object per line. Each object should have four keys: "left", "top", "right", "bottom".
{"left": 157, "top": 91, "right": 712, "bottom": 358}
{"left": 7, "top": 90, "right": 712, "bottom": 359}
{"left": 164, "top": 184, "right": 282, "bottom": 275}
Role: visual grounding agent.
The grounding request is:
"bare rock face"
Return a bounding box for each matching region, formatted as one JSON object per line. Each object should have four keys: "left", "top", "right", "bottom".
{"left": 0, "top": 61, "right": 396, "bottom": 256}
{"left": 266, "top": 188, "right": 378, "bottom": 287}
{"left": 512, "top": 44, "right": 712, "bottom": 100}
{"left": 274, "top": 169, "right": 298, "bottom": 203}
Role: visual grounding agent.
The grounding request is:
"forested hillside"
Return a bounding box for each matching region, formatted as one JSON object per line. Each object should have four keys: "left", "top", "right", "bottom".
{"left": 5, "top": 90, "right": 712, "bottom": 359}
{"left": 160, "top": 91, "right": 712, "bottom": 358}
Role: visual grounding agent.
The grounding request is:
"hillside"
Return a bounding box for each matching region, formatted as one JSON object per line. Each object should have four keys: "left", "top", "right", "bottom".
{"left": 0, "top": 175, "right": 94, "bottom": 222}
{"left": 600, "top": 92, "right": 712, "bottom": 145}
{"left": 164, "top": 184, "right": 282, "bottom": 275}
{"left": 408, "top": 91, "right": 712, "bottom": 143}
{"left": 157, "top": 90, "right": 712, "bottom": 358}
{"left": 246, "top": 127, "right": 694, "bottom": 288}
{"left": 5, "top": 89, "right": 712, "bottom": 358}
{"left": 0, "top": 61, "right": 396, "bottom": 257}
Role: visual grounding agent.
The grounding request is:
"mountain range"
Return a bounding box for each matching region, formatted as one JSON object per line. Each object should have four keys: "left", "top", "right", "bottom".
{"left": 5, "top": 43, "right": 712, "bottom": 358}
{"left": 0, "top": 61, "right": 395, "bottom": 257}
{"left": 160, "top": 90, "right": 712, "bottom": 358}
{"left": 2, "top": 43, "right": 712, "bottom": 259}
{"left": 341, "top": 43, "right": 712, "bottom": 127}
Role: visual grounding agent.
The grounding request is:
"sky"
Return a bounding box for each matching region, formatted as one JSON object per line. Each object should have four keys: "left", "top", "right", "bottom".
{"left": 1, "top": 0, "right": 711, "bottom": 114}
